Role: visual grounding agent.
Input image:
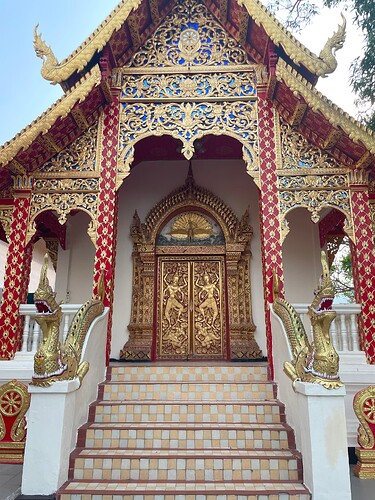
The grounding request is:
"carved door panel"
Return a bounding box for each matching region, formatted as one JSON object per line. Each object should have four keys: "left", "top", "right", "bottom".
{"left": 157, "top": 257, "right": 226, "bottom": 360}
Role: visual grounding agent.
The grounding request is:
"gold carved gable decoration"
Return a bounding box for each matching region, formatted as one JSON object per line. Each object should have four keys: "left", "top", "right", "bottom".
{"left": 115, "top": 0, "right": 254, "bottom": 74}
{"left": 34, "top": 124, "right": 99, "bottom": 179}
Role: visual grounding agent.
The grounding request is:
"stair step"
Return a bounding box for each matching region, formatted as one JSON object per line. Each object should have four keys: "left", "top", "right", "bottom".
{"left": 101, "top": 381, "right": 276, "bottom": 401}
{"left": 80, "top": 422, "right": 293, "bottom": 449}
{"left": 70, "top": 449, "right": 302, "bottom": 482}
{"left": 91, "top": 401, "right": 285, "bottom": 424}
{"left": 59, "top": 363, "right": 310, "bottom": 499}
{"left": 109, "top": 363, "right": 269, "bottom": 382}
{"left": 59, "top": 480, "right": 311, "bottom": 499}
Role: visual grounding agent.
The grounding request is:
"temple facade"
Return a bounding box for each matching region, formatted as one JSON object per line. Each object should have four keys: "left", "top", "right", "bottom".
{"left": 0, "top": 0, "right": 374, "bottom": 496}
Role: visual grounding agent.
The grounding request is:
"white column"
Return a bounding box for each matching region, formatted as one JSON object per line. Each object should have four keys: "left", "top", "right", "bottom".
{"left": 294, "top": 381, "right": 351, "bottom": 500}
{"left": 22, "top": 380, "right": 80, "bottom": 495}
{"left": 21, "top": 315, "right": 30, "bottom": 352}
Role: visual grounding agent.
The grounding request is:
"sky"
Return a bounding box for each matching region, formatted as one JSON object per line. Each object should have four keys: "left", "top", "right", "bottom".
{"left": 0, "top": 0, "right": 364, "bottom": 146}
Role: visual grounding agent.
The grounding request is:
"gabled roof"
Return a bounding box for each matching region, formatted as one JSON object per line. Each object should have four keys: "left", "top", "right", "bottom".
{"left": 0, "top": 0, "right": 374, "bottom": 189}
{"left": 33, "top": 0, "right": 345, "bottom": 89}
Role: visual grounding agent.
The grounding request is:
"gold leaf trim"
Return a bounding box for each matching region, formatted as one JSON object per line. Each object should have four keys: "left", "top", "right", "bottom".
{"left": 276, "top": 60, "right": 375, "bottom": 155}
{"left": 0, "top": 65, "right": 102, "bottom": 167}
{"left": 34, "top": 0, "right": 143, "bottom": 84}
{"left": 237, "top": 0, "right": 345, "bottom": 77}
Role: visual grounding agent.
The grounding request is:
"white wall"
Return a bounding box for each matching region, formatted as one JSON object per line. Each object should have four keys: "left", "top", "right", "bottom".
{"left": 54, "top": 212, "right": 95, "bottom": 304}
{"left": 282, "top": 208, "right": 322, "bottom": 303}
{"left": 111, "top": 159, "right": 267, "bottom": 359}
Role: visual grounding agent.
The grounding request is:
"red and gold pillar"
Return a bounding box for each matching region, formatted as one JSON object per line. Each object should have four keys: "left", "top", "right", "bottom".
{"left": 349, "top": 169, "right": 375, "bottom": 363}
{"left": 0, "top": 176, "right": 33, "bottom": 359}
{"left": 257, "top": 91, "right": 284, "bottom": 378}
{"left": 93, "top": 90, "right": 120, "bottom": 364}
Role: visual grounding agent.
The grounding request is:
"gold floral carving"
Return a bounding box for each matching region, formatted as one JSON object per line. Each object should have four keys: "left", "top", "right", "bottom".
{"left": 276, "top": 60, "right": 375, "bottom": 155}
{"left": 29, "top": 192, "right": 97, "bottom": 225}
{"left": 0, "top": 380, "right": 30, "bottom": 463}
{"left": 33, "top": 178, "right": 99, "bottom": 192}
{"left": 118, "top": 100, "right": 258, "bottom": 185}
{"left": 237, "top": 0, "right": 346, "bottom": 77}
{"left": 277, "top": 120, "right": 353, "bottom": 239}
{"left": 129, "top": 0, "right": 250, "bottom": 70}
{"left": 33, "top": 1, "right": 143, "bottom": 84}
{"left": 279, "top": 122, "right": 343, "bottom": 171}
{"left": 0, "top": 65, "right": 102, "bottom": 167}
{"left": 0, "top": 206, "right": 13, "bottom": 242}
{"left": 34, "top": 125, "right": 99, "bottom": 178}
{"left": 119, "top": 72, "right": 256, "bottom": 100}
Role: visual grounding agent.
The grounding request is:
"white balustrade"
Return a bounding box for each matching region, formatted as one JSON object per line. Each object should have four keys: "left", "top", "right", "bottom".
{"left": 19, "top": 304, "right": 82, "bottom": 353}
{"left": 292, "top": 303, "right": 362, "bottom": 353}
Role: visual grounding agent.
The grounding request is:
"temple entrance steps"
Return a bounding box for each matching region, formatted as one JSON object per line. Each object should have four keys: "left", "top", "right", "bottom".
{"left": 57, "top": 363, "right": 311, "bottom": 499}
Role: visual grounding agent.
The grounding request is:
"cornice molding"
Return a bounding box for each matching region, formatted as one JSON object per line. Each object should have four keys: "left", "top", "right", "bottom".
{"left": 33, "top": 0, "right": 143, "bottom": 84}
{"left": 0, "top": 65, "right": 102, "bottom": 168}
{"left": 276, "top": 59, "right": 375, "bottom": 156}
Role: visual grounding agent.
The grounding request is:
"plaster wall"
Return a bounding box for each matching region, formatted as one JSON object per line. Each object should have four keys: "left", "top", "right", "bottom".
{"left": 282, "top": 208, "right": 322, "bottom": 303}
{"left": 111, "top": 159, "right": 267, "bottom": 359}
{"left": 55, "top": 212, "right": 95, "bottom": 304}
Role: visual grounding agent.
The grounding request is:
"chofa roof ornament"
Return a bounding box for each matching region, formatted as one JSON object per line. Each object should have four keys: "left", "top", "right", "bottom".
{"left": 318, "top": 13, "right": 347, "bottom": 78}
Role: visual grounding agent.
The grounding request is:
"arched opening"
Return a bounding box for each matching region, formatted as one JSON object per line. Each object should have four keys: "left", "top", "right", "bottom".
{"left": 112, "top": 134, "right": 265, "bottom": 361}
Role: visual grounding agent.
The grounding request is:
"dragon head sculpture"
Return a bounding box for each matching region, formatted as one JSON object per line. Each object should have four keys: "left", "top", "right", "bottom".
{"left": 305, "top": 251, "right": 341, "bottom": 386}
{"left": 32, "top": 254, "right": 64, "bottom": 384}
{"left": 272, "top": 250, "right": 342, "bottom": 389}
{"left": 33, "top": 24, "right": 59, "bottom": 82}
{"left": 34, "top": 254, "right": 62, "bottom": 323}
{"left": 318, "top": 13, "right": 346, "bottom": 77}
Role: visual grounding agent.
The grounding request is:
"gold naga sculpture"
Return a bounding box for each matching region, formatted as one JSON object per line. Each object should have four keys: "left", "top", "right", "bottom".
{"left": 31, "top": 254, "right": 104, "bottom": 387}
{"left": 272, "top": 250, "right": 342, "bottom": 389}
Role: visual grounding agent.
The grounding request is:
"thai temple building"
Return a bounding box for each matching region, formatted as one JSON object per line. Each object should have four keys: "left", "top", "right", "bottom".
{"left": 0, "top": 0, "right": 374, "bottom": 498}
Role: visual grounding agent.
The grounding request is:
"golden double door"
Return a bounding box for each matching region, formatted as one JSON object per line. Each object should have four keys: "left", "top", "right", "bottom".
{"left": 156, "top": 257, "right": 227, "bottom": 360}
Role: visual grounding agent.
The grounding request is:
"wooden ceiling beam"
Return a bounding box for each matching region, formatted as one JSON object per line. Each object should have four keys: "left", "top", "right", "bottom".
{"left": 289, "top": 98, "right": 307, "bottom": 127}
{"left": 37, "top": 133, "right": 61, "bottom": 155}
{"left": 128, "top": 13, "right": 142, "bottom": 50}
{"left": 355, "top": 151, "right": 373, "bottom": 169}
{"left": 323, "top": 127, "right": 342, "bottom": 150}
{"left": 218, "top": 0, "right": 228, "bottom": 24}
{"left": 71, "top": 107, "right": 89, "bottom": 132}
{"left": 238, "top": 13, "right": 249, "bottom": 46}
{"left": 149, "top": 0, "right": 161, "bottom": 24}
{"left": 9, "top": 159, "right": 27, "bottom": 175}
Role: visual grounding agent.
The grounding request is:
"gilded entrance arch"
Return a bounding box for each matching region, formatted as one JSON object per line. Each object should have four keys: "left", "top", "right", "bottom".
{"left": 120, "top": 168, "right": 262, "bottom": 361}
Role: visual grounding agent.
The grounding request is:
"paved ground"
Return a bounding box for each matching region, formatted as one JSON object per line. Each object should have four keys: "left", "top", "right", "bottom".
{"left": 1, "top": 463, "right": 374, "bottom": 499}
{"left": 0, "top": 464, "right": 21, "bottom": 500}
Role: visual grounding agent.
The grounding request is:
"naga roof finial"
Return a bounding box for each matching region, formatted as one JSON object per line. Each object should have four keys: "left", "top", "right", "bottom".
{"left": 33, "top": 24, "right": 59, "bottom": 82}
{"left": 318, "top": 13, "right": 346, "bottom": 77}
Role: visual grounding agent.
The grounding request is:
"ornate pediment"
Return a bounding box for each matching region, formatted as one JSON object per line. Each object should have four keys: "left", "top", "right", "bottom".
{"left": 117, "top": 0, "right": 255, "bottom": 72}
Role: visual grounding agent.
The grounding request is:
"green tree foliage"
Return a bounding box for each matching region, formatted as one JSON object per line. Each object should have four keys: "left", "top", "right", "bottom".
{"left": 330, "top": 239, "right": 354, "bottom": 302}
{"left": 267, "top": 0, "right": 375, "bottom": 130}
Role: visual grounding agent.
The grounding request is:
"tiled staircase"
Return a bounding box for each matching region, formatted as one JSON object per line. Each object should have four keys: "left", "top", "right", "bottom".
{"left": 58, "top": 363, "right": 311, "bottom": 499}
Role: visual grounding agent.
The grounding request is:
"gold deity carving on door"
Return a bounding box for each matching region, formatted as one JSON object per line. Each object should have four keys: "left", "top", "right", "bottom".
{"left": 157, "top": 258, "right": 226, "bottom": 359}
{"left": 120, "top": 170, "right": 262, "bottom": 362}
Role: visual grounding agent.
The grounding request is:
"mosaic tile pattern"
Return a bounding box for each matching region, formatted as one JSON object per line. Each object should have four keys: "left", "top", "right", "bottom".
{"left": 83, "top": 423, "right": 291, "bottom": 450}
{"left": 109, "top": 364, "right": 269, "bottom": 382}
{"left": 58, "top": 363, "right": 311, "bottom": 499}
{"left": 93, "top": 401, "right": 285, "bottom": 424}
{"left": 102, "top": 381, "right": 276, "bottom": 401}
